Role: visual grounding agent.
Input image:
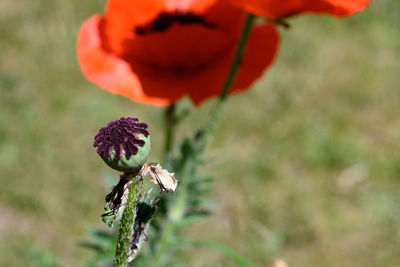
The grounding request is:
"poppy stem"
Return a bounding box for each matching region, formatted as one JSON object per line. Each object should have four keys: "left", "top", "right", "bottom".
{"left": 113, "top": 174, "right": 142, "bottom": 267}
{"left": 199, "top": 13, "right": 256, "bottom": 154}
{"left": 219, "top": 13, "right": 256, "bottom": 101}
{"left": 163, "top": 104, "right": 176, "bottom": 163}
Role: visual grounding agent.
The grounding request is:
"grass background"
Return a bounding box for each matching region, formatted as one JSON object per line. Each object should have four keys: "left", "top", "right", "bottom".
{"left": 0, "top": 0, "right": 399, "bottom": 266}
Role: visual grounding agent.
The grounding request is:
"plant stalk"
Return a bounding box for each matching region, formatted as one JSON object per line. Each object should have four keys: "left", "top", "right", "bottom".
{"left": 197, "top": 13, "right": 256, "bottom": 155}
{"left": 113, "top": 174, "right": 142, "bottom": 267}
{"left": 163, "top": 104, "right": 176, "bottom": 162}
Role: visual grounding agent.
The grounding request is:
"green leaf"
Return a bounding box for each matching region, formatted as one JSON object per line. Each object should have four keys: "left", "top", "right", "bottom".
{"left": 78, "top": 241, "right": 107, "bottom": 254}
{"left": 175, "top": 211, "right": 210, "bottom": 229}
{"left": 190, "top": 175, "right": 213, "bottom": 183}
{"left": 79, "top": 227, "right": 117, "bottom": 256}
{"left": 189, "top": 196, "right": 214, "bottom": 207}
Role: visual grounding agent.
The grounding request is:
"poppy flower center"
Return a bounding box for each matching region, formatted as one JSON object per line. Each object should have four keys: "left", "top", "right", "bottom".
{"left": 120, "top": 10, "right": 240, "bottom": 73}
{"left": 135, "top": 12, "right": 215, "bottom": 35}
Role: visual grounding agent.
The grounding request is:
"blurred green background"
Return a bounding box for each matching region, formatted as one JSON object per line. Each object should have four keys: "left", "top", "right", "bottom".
{"left": 1, "top": 0, "right": 399, "bottom": 266}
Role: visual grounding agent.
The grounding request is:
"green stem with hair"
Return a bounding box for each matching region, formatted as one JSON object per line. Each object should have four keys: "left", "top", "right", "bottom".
{"left": 152, "top": 13, "right": 256, "bottom": 267}
{"left": 163, "top": 104, "right": 176, "bottom": 162}
{"left": 197, "top": 13, "right": 256, "bottom": 155}
{"left": 113, "top": 175, "right": 142, "bottom": 267}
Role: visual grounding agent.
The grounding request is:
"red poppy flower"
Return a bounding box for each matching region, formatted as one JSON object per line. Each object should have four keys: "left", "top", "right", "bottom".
{"left": 77, "top": 0, "right": 280, "bottom": 106}
{"left": 227, "top": 0, "right": 370, "bottom": 20}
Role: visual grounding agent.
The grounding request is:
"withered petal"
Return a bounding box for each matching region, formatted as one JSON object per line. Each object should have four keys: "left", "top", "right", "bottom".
{"left": 141, "top": 163, "right": 178, "bottom": 192}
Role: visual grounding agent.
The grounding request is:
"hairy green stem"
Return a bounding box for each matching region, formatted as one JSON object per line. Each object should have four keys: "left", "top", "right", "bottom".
{"left": 163, "top": 104, "right": 176, "bottom": 162}
{"left": 151, "top": 13, "right": 256, "bottom": 267}
{"left": 114, "top": 175, "right": 142, "bottom": 267}
{"left": 197, "top": 13, "right": 256, "bottom": 155}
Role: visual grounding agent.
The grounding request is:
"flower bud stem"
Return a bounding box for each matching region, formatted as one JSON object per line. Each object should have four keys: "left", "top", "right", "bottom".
{"left": 113, "top": 173, "right": 142, "bottom": 267}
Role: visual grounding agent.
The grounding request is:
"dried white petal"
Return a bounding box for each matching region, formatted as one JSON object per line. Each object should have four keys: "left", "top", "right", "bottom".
{"left": 141, "top": 163, "right": 177, "bottom": 192}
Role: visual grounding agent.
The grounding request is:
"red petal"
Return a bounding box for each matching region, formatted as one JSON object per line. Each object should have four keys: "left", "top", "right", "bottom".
{"left": 122, "top": 24, "right": 234, "bottom": 71}
{"left": 120, "top": 1, "right": 244, "bottom": 69}
{"left": 227, "top": 0, "right": 370, "bottom": 19}
{"left": 186, "top": 24, "right": 280, "bottom": 105}
{"left": 312, "top": 0, "right": 370, "bottom": 17}
{"left": 162, "top": 0, "right": 217, "bottom": 13}
{"left": 78, "top": 2, "right": 280, "bottom": 106}
{"left": 103, "top": 0, "right": 219, "bottom": 53}
{"left": 117, "top": 20, "right": 243, "bottom": 106}
{"left": 77, "top": 15, "right": 184, "bottom": 106}
{"left": 103, "top": 0, "right": 165, "bottom": 53}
